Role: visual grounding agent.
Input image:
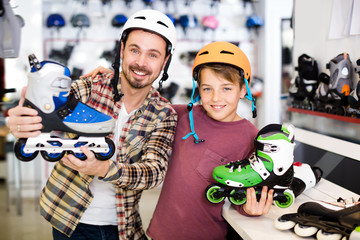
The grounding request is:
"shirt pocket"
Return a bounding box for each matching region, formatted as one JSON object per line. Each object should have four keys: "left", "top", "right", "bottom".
{"left": 195, "top": 148, "right": 228, "bottom": 183}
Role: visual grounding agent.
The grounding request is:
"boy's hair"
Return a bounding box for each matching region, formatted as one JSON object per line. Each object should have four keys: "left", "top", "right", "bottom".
{"left": 197, "top": 63, "right": 245, "bottom": 88}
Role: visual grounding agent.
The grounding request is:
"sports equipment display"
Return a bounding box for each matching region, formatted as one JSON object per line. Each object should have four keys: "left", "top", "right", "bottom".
{"left": 289, "top": 54, "right": 319, "bottom": 110}
{"left": 205, "top": 123, "right": 296, "bottom": 208}
{"left": 314, "top": 53, "right": 353, "bottom": 115}
{"left": 346, "top": 59, "right": 360, "bottom": 118}
{"left": 14, "top": 54, "right": 115, "bottom": 162}
{"left": 275, "top": 201, "right": 360, "bottom": 240}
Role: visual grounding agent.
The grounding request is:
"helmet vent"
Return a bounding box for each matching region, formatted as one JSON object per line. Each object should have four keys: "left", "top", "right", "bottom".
{"left": 199, "top": 51, "right": 209, "bottom": 56}
{"left": 220, "top": 50, "right": 234, "bottom": 55}
{"left": 134, "top": 16, "right": 146, "bottom": 20}
{"left": 157, "top": 21, "right": 169, "bottom": 28}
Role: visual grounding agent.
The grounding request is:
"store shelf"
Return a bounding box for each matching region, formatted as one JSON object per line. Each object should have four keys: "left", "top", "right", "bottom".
{"left": 287, "top": 107, "right": 360, "bottom": 145}
{"left": 288, "top": 107, "right": 360, "bottom": 124}
{"left": 294, "top": 128, "right": 360, "bottom": 161}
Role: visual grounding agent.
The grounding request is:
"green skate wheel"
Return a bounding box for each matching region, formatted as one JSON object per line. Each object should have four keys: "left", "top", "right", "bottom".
{"left": 274, "top": 189, "right": 294, "bottom": 208}
{"left": 229, "top": 189, "right": 246, "bottom": 205}
{"left": 205, "top": 184, "right": 225, "bottom": 204}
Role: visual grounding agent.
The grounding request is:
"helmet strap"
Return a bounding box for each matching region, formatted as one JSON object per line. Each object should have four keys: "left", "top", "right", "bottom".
{"left": 183, "top": 77, "right": 204, "bottom": 143}
{"left": 111, "top": 40, "right": 122, "bottom": 102}
{"left": 159, "top": 54, "right": 172, "bottom": 91}
{"left": 243, "top": 78, "right": 257, "bottom": 118}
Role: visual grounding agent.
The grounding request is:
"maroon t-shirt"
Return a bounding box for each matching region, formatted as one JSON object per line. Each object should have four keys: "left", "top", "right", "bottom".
{"left": 147, "top": 105, "right": 258, "bottom": 240}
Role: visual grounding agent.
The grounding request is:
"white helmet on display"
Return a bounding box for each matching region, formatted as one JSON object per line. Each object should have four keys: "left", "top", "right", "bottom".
{"left": 111, "top": 10, "right": 177, "bottom": 101}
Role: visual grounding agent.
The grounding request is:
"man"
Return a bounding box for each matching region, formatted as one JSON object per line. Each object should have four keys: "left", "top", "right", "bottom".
{"left": 7, "top": 9, "right": 177, "bottom": 240}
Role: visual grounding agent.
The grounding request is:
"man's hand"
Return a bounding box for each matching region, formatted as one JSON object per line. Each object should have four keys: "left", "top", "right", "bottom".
{"left": 7, "top": 87, "right": 42, "bottom": 138}
{"left": 80, "top": 66, "right": 113, "bottom": 79}
{"left": 242, "top": 186, "right": 274, "bottom": 216}
{"left": 61, "top": 146, "right": 111, "bottom": 177}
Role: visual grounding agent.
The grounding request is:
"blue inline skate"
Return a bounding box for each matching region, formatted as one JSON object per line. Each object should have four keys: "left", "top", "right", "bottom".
{"left": 205, "top": 124, "right": 296, "bottom": 208}
{"left": 14, "top": 54, "right": 115, "bottom": 162}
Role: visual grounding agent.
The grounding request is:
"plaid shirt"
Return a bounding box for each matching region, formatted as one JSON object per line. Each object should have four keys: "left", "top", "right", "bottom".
{"left": 39, "top": 73, "right": 177, "bottom": 240}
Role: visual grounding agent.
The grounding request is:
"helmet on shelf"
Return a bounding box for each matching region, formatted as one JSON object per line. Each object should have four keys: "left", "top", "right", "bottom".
{"left": 70, "top": 13, "right": 90, "bottom": 28}
{"left": 201, "top": 15, "right": 219, "bottom": 31}
{"left": 46, "top": 13, "right": 65, "bottom": 28}
{"left": 111, "top": 14, "right": 128, "bottom": 28}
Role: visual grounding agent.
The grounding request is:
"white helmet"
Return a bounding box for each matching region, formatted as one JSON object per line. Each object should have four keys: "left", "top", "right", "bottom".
{"left": 111, "top": 9, "right": 177, "bottom": 101}
{"left": 121, "top": 9, "right": 176, "bottom": 54}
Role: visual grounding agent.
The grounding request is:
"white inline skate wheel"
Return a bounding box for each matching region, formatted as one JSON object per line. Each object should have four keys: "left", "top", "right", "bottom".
{"left": 273, "top": 217, "right": 296, "bottom": 230}
{"left": 349, "top": 226, "right": 360, "bottom": 240}
{"left": 316, "top": 229, "right": 342, "bottom": 240}
{"left": 294, "top": 223, "right": 318, "bottom": 237}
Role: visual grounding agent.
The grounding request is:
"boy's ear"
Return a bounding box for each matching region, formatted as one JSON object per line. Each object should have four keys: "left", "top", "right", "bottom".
{"left": 240, "top": 84, "right": 247, "bottom": 98}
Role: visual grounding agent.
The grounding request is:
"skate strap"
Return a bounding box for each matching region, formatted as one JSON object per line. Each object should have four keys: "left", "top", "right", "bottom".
{"left": 57, "top": 94, "right": 79, "bottom": 119}
{"left": 254, "top": 124, "right": 282, "bottom": 151}
{"left": 250, "top": 155, "right": 270, "bottom": 180}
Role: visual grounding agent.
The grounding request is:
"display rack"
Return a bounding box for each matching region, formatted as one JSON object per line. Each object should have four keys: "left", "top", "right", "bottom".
{"left": 288, "top": 107, "right": 360, "bottom": 124}
{"left": 287, "top": 107, "right": 360, "bottom": 160}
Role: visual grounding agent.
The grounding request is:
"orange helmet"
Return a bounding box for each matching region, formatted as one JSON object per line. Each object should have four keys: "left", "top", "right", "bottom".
{"left": 192, "top": 41, "right": 251, "bottom": 83}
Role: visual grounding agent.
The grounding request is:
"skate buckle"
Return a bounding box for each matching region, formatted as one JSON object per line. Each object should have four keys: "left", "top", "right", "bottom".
{"left": 263, "top": 143, "right": 279, "bottom": 153}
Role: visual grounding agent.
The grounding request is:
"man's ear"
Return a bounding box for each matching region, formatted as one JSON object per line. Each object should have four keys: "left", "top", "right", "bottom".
{"left": 120, "top": 41, "right": 124, "bottom": 61}
{"left": 161, "top": 54, "right": 171, "bottom": 70}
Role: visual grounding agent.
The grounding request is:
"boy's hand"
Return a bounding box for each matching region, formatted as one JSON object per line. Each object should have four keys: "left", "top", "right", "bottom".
{"left": 242, "top": 186, "right": 274, "bottom": 216}
{"left": 80, "top": 66, "right": 114, "bottom": 79}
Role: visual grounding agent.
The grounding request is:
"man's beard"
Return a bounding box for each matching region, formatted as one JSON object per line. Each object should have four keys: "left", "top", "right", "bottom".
{"left": 123, "top": 64, "right": 154, "bottom": 89}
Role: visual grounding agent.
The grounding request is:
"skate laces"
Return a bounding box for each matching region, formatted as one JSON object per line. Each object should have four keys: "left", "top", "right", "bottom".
{"left": 226, "top": 158, "right": 253, "bottom": 173}
{"left": 226, "top": 160, "right": 246, "bottom": 173}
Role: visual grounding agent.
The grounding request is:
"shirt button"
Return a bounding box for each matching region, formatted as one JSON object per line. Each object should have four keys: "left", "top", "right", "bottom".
{"left": 136, "top": 110, "right": 143, "bottom": 116}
